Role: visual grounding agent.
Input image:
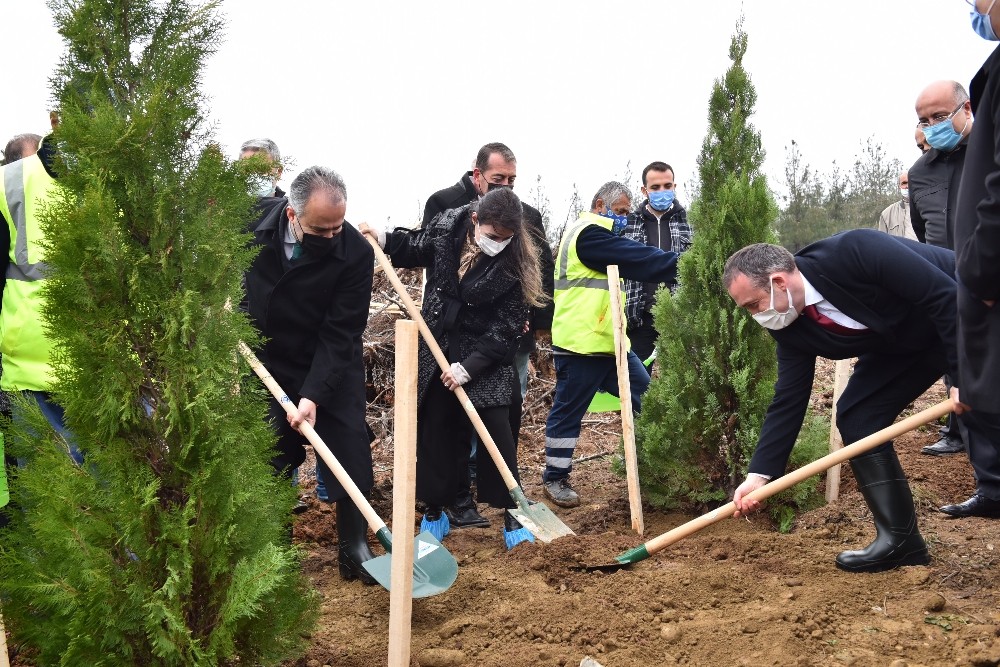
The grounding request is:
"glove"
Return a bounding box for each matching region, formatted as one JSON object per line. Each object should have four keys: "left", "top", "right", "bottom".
{"left": 450, "top": 362, "right": 471, "bottom": 386}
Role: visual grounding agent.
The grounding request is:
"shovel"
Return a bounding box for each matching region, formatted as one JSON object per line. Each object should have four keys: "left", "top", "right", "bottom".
{"left": 238, "top": 342, "right": 458, "bottom": 598}
{"left": 363, "top": 233, "right": 574, "bottom": 543}
{"left": 579, "top": 398, "right": 954, "bottom": 572}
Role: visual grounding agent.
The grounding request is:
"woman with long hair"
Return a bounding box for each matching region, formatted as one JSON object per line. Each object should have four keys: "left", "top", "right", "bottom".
{"left": 362, "top": 187, "right": 546, "bottom": 549}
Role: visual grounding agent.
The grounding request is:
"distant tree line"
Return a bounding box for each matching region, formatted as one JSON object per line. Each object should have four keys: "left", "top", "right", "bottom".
{"left": 775, "top": 137, "right": 906, "bottom": 252}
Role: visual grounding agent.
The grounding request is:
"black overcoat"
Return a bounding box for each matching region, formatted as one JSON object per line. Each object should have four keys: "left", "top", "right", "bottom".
{"left": 384, "top": 205, "right": 527, "bottom": 408}
{"left": 242, "top": 199, "right": 374, "bottom": 497}
{"left": 750, "top": 229, "right": 957, "bottom": 478}
{"left": 957, "top": 44, "right": 1000, "bottom": 413}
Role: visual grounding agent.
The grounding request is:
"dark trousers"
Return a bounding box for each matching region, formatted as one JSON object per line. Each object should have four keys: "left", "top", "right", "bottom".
{"left": 417, "top": 379, "right": 519, "bottom": 509}
{"left": 267, "top": 393, "right": 374, "bottom": 503}
{"left": 836, "top": 350, "right": 947, "bottom": 459}
{"left": 544, "top": 352, "right": 649, "bottom": 482}
{"left": 957, "top": 410, "right": 1000, "bottom": 499}
{"left": 626, "top": 311, "right": 658, "bottom": 366}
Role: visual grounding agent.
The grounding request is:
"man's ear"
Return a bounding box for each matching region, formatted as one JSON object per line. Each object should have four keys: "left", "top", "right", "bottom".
{"left": 593, "top": 197, "right": 604, "bottom": 213}
{"left": 770, "top": 273, "right": 787, "bottom": 291}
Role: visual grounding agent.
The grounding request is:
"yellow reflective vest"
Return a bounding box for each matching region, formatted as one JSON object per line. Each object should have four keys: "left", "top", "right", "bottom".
{"left": 551, "top": 212, "right": 629, "bottom": 355}
{"left": 0, "top": 154, "right": 57, "bottom": 391}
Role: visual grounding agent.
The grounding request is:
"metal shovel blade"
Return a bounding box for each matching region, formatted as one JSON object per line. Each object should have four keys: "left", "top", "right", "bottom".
{"left": 362, "top": 531, "right": 459, "bottom": 598}
{"left": 508, "top": 499, "right": 575, "bottom": 544}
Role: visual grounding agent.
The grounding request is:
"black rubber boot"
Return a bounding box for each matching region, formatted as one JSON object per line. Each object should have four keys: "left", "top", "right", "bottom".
{"left": 336, "top": 500, "right": 377, "bottom": 585}
{"left": 445, "top": 488, "right": 490, "bottom": 528}
{"left": 835, "top": 448, "right": 930, "bottom": 573}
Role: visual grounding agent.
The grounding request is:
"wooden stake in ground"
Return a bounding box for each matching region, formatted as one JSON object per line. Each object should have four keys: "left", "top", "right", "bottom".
{"left": 607, "top": 265, "right": 644, "bottom": 536}
{"left": 0, "top": 610, "right": 9, "bottom": 667}
{"left": 388, "top": 320, "right": 418, "bottom": 666}
{"left": 825, "top": 358, "right": 853, "bottom": 502}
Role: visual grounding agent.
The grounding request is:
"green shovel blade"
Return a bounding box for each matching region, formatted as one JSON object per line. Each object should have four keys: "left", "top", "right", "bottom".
{"left": 362, "top": 531, "right": 458, "bottom": 598}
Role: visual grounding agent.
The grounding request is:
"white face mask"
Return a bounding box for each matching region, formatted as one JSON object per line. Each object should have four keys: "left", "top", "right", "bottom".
{"left": 476, "top": 226, "right": 512, "bottom": 257}
{"left": 899, "top": 187, "right": 909, "bottom": 200}
{"left": 751, "top": 279, "right": 799, "bottom": 330}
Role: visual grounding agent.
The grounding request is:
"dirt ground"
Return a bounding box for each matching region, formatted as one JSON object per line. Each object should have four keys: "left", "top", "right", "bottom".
{"left": 287, "top": 358, "right": 1000, "bottom": 667}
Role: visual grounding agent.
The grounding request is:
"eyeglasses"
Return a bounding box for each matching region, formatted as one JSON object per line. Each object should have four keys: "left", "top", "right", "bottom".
{"left": 916, "top": 102, "right": 966, "bottom": 129}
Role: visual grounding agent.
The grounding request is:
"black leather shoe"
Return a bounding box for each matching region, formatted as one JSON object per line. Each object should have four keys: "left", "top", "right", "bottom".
{"left": 292, "top": 498, "right": 309, "bottom": 515}
{"left": 921, "top": 438, "right": 965, "bottom": 456}
{"left": 939, "top": 494, "right": 1000, "bottom": 518}
{"left": 444, "top": 499, "right": 490, "bottom": 528}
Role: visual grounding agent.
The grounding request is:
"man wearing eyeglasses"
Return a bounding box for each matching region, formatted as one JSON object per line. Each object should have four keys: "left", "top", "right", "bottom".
{"left": 908, "top": 80, "right": 973, "bottom": 457}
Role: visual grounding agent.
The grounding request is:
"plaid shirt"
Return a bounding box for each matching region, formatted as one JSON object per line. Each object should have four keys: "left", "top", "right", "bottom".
{"left": 622, "top": 200, "right": 692, "bottom": 326}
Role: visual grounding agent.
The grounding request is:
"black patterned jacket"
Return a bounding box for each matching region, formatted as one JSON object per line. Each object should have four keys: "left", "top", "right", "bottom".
{"left": 384, "top": 205, "right": 527, "bottom": 408}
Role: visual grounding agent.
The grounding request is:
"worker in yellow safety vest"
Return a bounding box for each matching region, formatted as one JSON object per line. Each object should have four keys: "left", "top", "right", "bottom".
{"left": 542, "top": 181, "right": 679, "bottom": 508}
{"left": 0, "top": 136, "right": 81, "bottom": 464}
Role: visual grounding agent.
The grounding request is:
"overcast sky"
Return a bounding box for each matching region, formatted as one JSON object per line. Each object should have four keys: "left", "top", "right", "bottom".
{"left": 4, "top": 1, "right": 997, "bottom": 231}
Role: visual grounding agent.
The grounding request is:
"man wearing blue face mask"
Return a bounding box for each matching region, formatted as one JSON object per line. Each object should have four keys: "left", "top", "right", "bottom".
{"left": 908, "top": 81, "right": 974, "bottom": 457}
{"left": 942, "top": 0, "right": 1000, "bottom": 520}
{"left": 623, "top": 161, "right": 693, "bottom": 366}
{"left": 543, "top": 181, "right": 679, "bottom": 508}
{"left": 725, "top": 230, "right": 960, "bottom": 572}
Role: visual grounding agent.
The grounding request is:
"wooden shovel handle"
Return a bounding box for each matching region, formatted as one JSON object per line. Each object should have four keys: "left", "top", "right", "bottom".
{"left": 640, "top": 398, "right": 954, "bottom": 558}
{"left": 238, "top": 342, "right": 387, "bottom": 534}
{"left": 363, "top": 233, "right": 521, "bottom": 493}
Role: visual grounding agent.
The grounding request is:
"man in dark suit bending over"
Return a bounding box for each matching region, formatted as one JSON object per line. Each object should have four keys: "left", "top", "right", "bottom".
{"left": 724, "top": 229, "right": 958, "bottom": 573}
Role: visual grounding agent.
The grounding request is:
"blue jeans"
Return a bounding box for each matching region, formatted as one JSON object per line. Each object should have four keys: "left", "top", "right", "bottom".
{"left": 18, "top": 391, "right": 83, "bottom": 465}
{"left": 543, "top": 352, "right": 649, "bottom": 482}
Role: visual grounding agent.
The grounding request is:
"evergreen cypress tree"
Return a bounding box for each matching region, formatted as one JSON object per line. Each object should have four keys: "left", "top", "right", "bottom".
{"left": 0, "top": 1, "right": 317, "bottom": 663}
{"left": 634, "top": 21, "right": 780, "bottom": 507}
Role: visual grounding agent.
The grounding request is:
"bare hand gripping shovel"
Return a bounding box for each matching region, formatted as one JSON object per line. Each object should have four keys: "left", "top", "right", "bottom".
{"left": 581, "top": 399, "right": 954, "bottom": 572}
{"left": 363, "top": 233, "right": 574, "bottom": 543}
{"left": 238, "top": 342, "right": 458, "bottom": 598}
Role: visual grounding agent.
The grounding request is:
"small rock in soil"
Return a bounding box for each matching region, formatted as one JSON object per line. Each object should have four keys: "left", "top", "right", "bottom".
{"left": 416, "top": 648, "right": 466, "bottom": 667}
{"left": 922, "top": 592, "right": 946, "bottom": 612}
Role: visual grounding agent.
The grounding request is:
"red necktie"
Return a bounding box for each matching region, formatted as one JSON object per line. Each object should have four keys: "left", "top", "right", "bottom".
{"left": 802, "top": 304, "right": 866, "bottom": 336}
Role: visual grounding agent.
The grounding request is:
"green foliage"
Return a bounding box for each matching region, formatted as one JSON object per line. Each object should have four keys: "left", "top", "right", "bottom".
{"left": 0, "top": 1, "right": 317, "bottom": 664}
{"left": 635, "top": 19, "right": 779, "bottom": 508}
{"left": 766, "top": 412, "right": 829, "bottom": 533}
{"left": 776, "top": 137, "right": 904, "bottom": 252}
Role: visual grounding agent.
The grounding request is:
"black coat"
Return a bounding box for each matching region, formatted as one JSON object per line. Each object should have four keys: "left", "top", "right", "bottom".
{"left": 241, "top": 199, "right": 374, "bottom": 491}
{"left": 750, "top": 230, "right": 957, "bottom": 478}
{"left": 956, "top": 44, "right": 1000, "bottom": 412}
{"left": 385, "top": 205, "right": 527, "bottom": 408}
{"left": 422, "top": 172, "right": 555, "bottom": 349}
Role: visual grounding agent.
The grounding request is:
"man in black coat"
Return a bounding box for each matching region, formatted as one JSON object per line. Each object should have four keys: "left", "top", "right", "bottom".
{"left": 948, "top": 3, "right": 1000, "bottom": 520}
{"left": 908, "top": 80, "right": 973, "bottom": 456}
{"left": 725, "top": 230, "right": 959, "bottom": 572}
{"left": 421, "top": 142, "right": 555, "bottom": 528}
{"left": 242, "top": 166, "right": 378, "bottom": 583}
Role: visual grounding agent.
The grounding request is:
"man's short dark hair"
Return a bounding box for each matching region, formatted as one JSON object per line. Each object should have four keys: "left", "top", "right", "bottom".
{"left": 1, "top": 133, "right": 43, "bottom": 165}
{"left": 475, "top": 142, "right": 516, "bottom": 172}
{"left": 723, "top": 243, "right": 796, "bottom": 291}
{"left": 641, "top": 161, "right": 674, "bottom": 186}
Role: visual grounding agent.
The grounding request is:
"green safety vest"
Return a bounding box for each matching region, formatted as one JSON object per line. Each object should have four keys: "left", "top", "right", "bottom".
{"left": 0, "top": 154, "right": 57, "bottom": 391}
{"left": 551, "top": 212, "right": 629, "bottom": 355}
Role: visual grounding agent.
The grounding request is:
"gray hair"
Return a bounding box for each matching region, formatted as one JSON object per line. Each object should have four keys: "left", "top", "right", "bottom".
{"left": 723, "top": 243, "right": 796, "bottom": 291}
{"left": 2, "top": 133, "right": 43, "bottom": 165}
{"left": 239, "top": 138, "right": 281, "bottom": 163}
{"left": 288, "top": 166, "right": 347, "bottom": 215}
{"left": 591, "top": 181, "right": 632, "bottom": 210}
{"left": 951, "top": 81, "right": 970, "bottom": 106}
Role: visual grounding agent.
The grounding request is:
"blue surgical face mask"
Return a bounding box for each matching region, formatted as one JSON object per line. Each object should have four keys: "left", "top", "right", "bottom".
{"left": 602, "top": 208, "right": 629, "bottom": 235}
{"left": 971, "top": 0, "right": 999, "bottom": 40}
{"left": 648, "top": 189, "right": 676, "bottom": 212}
{"left": 922, "top": 113, "right": 968, "bottom": 151}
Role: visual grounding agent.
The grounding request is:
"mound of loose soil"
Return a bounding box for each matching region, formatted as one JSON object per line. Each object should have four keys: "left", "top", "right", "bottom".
{"left": 287, "top": 361, "right": 1000, "bottom": 667}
